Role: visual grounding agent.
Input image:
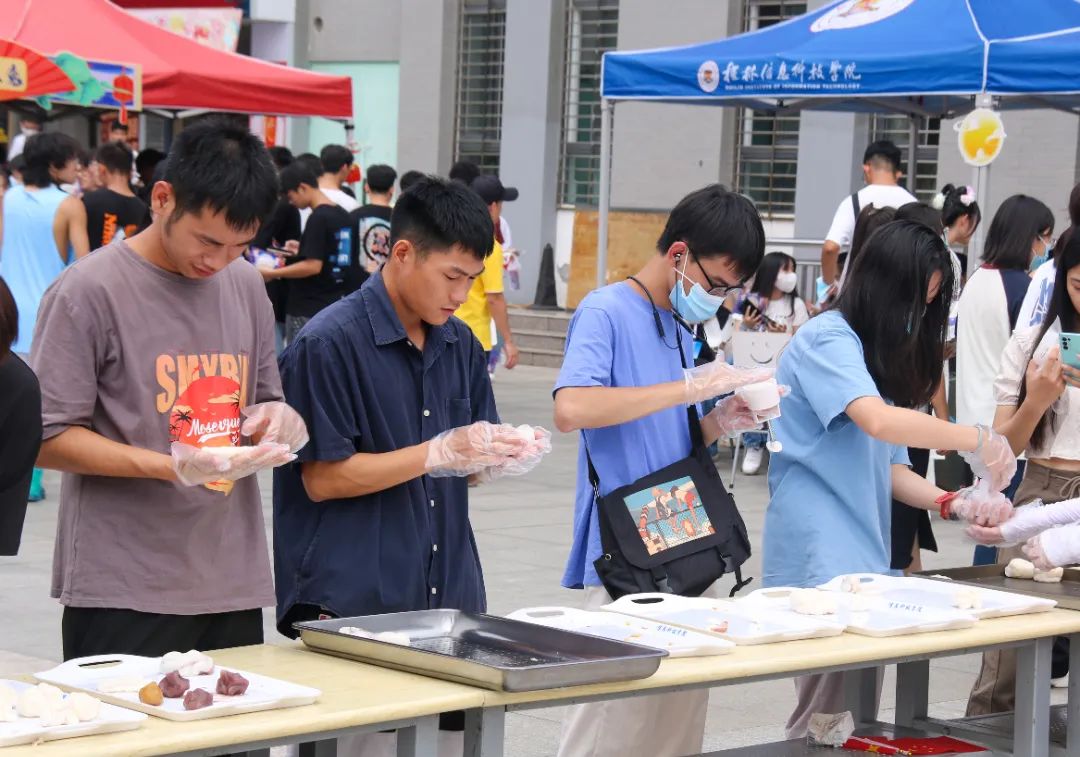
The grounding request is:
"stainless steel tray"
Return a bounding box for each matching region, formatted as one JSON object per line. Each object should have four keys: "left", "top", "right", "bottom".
{"left": 294, "top": 609, "right": 667, "bottom": 692}
{"left": 917, "top": 564, "right": 1080, "bottom": 610}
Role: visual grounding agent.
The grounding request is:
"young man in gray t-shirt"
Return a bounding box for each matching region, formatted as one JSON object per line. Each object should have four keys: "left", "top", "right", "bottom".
{"left": 32, "top": 119, "right": 308, "bottom": 660}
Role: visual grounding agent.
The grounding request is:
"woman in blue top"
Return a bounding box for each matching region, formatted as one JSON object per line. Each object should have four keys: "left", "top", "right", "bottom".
{"left": 765, "top": 220, "right": 1020, "bottom": 738}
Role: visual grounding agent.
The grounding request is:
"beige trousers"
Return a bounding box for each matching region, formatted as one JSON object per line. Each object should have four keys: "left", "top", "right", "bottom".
{"left": 555, "top": 584, "right": 716, "bottom": 757}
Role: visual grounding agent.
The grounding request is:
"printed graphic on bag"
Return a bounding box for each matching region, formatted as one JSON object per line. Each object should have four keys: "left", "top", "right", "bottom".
{"left": 622, "top": 476, "right": 715, "bottom": 555}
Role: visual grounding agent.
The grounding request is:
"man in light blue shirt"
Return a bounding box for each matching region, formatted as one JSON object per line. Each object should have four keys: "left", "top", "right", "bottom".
{"left": 552, "top": 185, "right": 766, "bottom": 757}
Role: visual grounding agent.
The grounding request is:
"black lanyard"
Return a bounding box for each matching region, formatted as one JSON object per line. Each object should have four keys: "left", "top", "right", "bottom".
{"left": 627, "top": 276, "right": 689, "bottom": 365}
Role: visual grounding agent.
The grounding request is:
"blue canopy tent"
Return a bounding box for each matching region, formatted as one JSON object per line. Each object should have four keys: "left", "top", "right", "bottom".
{"left": 594, "top": 0, "right": 1080, "bottom": 287}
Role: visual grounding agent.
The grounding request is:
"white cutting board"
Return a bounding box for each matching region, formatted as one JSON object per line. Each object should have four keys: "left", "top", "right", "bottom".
{"left": 0, "top": 679, "right": 146, "bottom": 748}
{"left": 604, "top": 593, "right": 844, "bottom": 645}
{"left": 818, "top": 574, "right": 1057, "bottom": 620}
{"left": 738, "top": 587, "right": 977, "bottom": 637}
{"left": 507, "top": 606, "right": 734, "bottom": 657}
{"left": 35, "top": 655, "right": 320, "bottom": 722}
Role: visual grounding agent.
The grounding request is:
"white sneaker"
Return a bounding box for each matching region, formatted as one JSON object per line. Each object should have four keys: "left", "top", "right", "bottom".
{"left": 1052, "top": 672, "right": 1069, "bottom": 688}
{"left": 742, "top": 446, "right": 765, "bottom": 475}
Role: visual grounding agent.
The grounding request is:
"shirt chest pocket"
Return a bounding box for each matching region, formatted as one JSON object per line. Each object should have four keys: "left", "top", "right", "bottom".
{"left": 446, "top": 398, "right": 472, "bottom": 428}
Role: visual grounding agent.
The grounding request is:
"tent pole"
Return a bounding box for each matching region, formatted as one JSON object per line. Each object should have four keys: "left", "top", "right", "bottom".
{"left": 907, "top": 114, "right": 919, "bottom": 193}
{"left": 970, "top": 93, "right": 994, "bottom": 262}
{"left": 596, "top": 98, "right": 614, "bottom": 291}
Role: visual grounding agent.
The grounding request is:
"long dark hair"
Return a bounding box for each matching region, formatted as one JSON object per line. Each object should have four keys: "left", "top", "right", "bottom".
{"left": 847, "top": 204, "right": 896, "bottom": 276}
{"left": 750, "top": 251, "right": 798, "bottom": 301}
{"left": 983, "top": 194, "right": 1054, "bottom": 270}
{"left": 832, "top": 220, "right": 954, "bottom": 408}
{"left": 1016, "top": 232, "right": 1080, "bottom": 448}
{"left": 0, "top": 276, "right": 16, "bottom": 360}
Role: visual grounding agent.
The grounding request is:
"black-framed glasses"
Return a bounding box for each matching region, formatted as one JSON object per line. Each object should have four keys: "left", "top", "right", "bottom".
{"left": 687, "top": 246, "right": 744, "bottom": 297}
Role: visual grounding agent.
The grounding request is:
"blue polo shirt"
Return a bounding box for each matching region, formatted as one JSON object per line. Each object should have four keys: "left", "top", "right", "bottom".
{"left": 273, "top": 272, "right": 498, "bottom": 634}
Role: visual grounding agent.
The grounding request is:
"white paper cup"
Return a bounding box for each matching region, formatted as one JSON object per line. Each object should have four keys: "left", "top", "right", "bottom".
{"left": 737, "top": 379, "right": 780, "bottom": 412}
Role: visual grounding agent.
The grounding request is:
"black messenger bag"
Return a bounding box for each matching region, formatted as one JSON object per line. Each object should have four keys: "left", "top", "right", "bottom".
{"left": 586, "top": 405, "right": 753, "bottom": 601}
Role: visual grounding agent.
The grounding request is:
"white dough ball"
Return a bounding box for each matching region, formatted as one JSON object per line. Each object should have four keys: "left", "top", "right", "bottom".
{"left": 1034, "top": 567, "right": 1064, "bottom": 583}
{"left": 16, "top": 688, "right": 46, "bottom": 718}
{"left": 1005, "top": 558, "right": 1036, "bottom": 580}
{"left": 68, "top": 692, "right": 101, "bottom": 722}
{"left": 36, "top": 683, "right": 65, "bottom": 708}
{"left": 790, "top": 588, "right": 838, "bottom": 615}
{"left": 161, "top": 651, "right": 185, "bottom": 673}
{"left": 953, "top": 588, "right": 983, "bottom": 610}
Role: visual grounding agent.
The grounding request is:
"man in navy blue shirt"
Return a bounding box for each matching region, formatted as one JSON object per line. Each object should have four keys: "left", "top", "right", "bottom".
{"left": 274, "top": 176, "right": 546, "bottom": 753}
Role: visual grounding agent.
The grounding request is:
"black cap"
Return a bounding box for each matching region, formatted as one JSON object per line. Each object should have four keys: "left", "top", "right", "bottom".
{"left": 471, "top": 175, "right": 519, "bottom": 204}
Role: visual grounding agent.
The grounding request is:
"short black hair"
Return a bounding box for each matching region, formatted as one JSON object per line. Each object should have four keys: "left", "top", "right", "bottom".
{"left": 319, "top": 144, "right": 353, "bottom": 175}
{"left": 399, "top": 170, "right": 424, "bottom": 192}
{"left": 109, "top": 121, "right": 129, "bottom": 134}
{"left": 365, "top": 164, "right": 397, "bottom": 194}
{"left": 295, "top": 153, "right": 323, "bottom": 176}
{"left": 162, "top": 117, "right": 278, "bottom": 231}
{"left": 983, "top": 194, "right": 1055, "bottom": 271}
{"left": 22, "top": 132, "right": 80, "bottom": 188}
{"left": 449, "top": 160, "right": 480, "bottom": 186}
{"left": 0, "top": 275, "right": 16, "bottom": 360}
{"left": 656, "top": 184, "right": 765, "bottom": 281}
{"left": 134, "top": 148, "right": 164, "bottom": 182}
{"left": 95, "top": 141, "right": 134, "bottom": 176}
{"left": 863, "top": 140, "right": 902, "bottom": 172}
{"left": 19, "top": 110, "right": 43, "bottom": 126}
{"left": 277, "top": 161, "right": 319, "bottom": 194}
{"left": 390, "top": 175, "right": 494, "bottom": 261}
{"left": 268, "top": 146, "right": 294, "bottom": 171}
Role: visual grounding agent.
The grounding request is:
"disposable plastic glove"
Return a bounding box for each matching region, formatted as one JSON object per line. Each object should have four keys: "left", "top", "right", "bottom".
{"left": 959, "top": 425, "right": 1017, "bottom": 493}
{"left": 1023, "top": 523, "right": 1080, "bottom": 570}
{"left": 682, "top": 361, "right": 773, "bottom": 405}
{"left": 425, "top": 421, "right": 531, "bottom": 478}
{"left": 171, "top": 442, "right": 295, "bottom": 486}
{"left": 701, "top": 387, "right": 791, "bottom": 438}
{"left": 950, "top": 483, "right": 1014, "bottom": 527}
{"left": 968, "top": 498, "right": 1080, "bottom": 546}
{"left": 240, "top": 401, "right": 310, "bottom": 453}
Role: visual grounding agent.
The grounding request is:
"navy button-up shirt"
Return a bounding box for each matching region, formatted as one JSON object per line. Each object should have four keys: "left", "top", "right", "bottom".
{"left": 273, "top": 272, "right": 498, "bottom": 634}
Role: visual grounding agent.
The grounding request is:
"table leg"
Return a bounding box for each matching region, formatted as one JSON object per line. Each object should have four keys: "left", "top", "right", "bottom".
{"left": 895, "top": 659, "right": 930, "bottom": 728}
{"left": 396, "top": 715, "right": 439, "bottom": 757}
{"left": 299, "top": 740, "right": 337, "bottom": 757}
{"left": 464, "top": 707, "right": 506, "bottom": 757}
{"left": 1068, "top": 634, "right": 1080, "bottom": 753}
{"left": 1014, "top": 636, "right": 1052, "bottom": 757}
{"left": 842, "top": 667, "right": 879, "bottom": 726}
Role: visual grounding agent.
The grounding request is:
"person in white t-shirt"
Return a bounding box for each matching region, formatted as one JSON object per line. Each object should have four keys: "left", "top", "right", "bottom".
{"left": 316, "top": 144, "right": 360, "bottom": 212}
{"left": 1018, "top": 183, "right": 1080, "bottom": 330}
{"left": 821, "top": 140, "right": 917, "bottom": 288}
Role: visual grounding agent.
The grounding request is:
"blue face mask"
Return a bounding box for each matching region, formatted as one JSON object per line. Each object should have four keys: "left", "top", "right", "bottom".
{"left": 1031, "top": 244, "right": 1052, "bottom": 273}
{"left": 669, "top": 256, "right": 726, "bottom": 324}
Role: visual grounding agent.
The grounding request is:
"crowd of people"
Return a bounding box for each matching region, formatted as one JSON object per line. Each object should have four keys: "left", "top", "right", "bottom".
{"left": 1, "top": 113, "right": 1080, "bottom": 757}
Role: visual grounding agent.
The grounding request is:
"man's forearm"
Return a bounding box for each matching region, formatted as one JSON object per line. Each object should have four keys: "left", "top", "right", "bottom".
{"left": 554, "top": 383, "right": 686, "bottom": 433}
{"left": 38, "top": 426, "right": 176, "bottom": 481}
{"left": 821, "top": 242, "right": 840, "bottom": 285}
{"left": 487, "top": 294, "right": 514, "bottom": 346}
{"left": 301, "top": 443, "right": 430, "bottom": 501}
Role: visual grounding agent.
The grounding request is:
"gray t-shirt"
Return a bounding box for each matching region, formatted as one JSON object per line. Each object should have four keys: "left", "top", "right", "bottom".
{"left": 32, "top": 240, "right": 281, "bottom": 615}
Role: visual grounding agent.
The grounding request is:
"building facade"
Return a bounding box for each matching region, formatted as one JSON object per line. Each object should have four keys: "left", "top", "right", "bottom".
{"left": 296, "top": 0, "right": 1080, "bottom": 306}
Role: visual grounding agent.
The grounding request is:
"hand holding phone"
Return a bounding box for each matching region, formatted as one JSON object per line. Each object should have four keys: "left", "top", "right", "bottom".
{"left": 1059, "top": 333, "right": 1080, "bottom": 388}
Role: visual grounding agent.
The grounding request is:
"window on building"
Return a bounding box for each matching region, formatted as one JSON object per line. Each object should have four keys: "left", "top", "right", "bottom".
{"left": 733, "top": 1, "right": 805, "bottom": 218}
{"left": 453, "top": 0, "right": 507, "bottom": 175}
{"left": 557, "top": 0, "right": 619, "bottom": 207}
{"left": 869, "top": 114, "right": 942, "bottom": 202}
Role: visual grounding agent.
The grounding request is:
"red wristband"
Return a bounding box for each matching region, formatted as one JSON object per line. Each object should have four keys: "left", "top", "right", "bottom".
{"left": 936, "top": 491, "right": 957, "bottom": 521}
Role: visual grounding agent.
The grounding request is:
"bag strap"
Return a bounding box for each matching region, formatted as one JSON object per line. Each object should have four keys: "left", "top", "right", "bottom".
{"left": 850, "top": 191, "right": 861, "bottom": 219}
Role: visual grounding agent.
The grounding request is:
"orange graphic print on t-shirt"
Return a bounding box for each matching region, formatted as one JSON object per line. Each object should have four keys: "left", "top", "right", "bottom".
{"left": 155, "top": 352, "right": 250, "bottom": 494}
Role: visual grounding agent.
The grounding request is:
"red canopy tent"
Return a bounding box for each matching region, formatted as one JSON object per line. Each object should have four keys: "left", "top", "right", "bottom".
{"left": 0, "top": 0, "right": 353, "bottom": 119}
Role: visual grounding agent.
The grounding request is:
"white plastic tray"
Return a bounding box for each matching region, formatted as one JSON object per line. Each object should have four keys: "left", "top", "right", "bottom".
{"left": 0, "top": 679, "right": 146, "bottom": 748}
{"left": 818, "top": 573, "right": 1057, "bottom": 620}
{"left": 738, "top": 587, "right": 978, "bottom": 637}
{"left": 604, "top": 593, "right": 844, "bottom": 645}
{"left": 507, "top": 606, "right": 735, "bottom": 657}
{"left": 35, "top": 655, "right": 320, "bottom": 722}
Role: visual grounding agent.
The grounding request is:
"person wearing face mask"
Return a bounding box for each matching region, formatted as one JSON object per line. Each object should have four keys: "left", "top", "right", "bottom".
{"left": 734, "top": 252, "right": 808, "bottom": 474}
{"left": 765, "top": 221, "right": 1019, "bottom": 738}
{"left": 552, "top": 186, "right": 773, "bottom": 757}
{"left": 1017, "top": 183, "right": 1080, "bottom": 330}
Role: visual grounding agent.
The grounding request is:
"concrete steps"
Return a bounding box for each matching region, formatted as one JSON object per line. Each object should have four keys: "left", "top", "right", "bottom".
{"left": 508, "top": 308, "right": 571, "bottom": 368}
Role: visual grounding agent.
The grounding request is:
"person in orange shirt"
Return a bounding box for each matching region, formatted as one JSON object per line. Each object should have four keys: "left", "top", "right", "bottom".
{"left": 455, "top": 175, "right": 519, "bottom": 369}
